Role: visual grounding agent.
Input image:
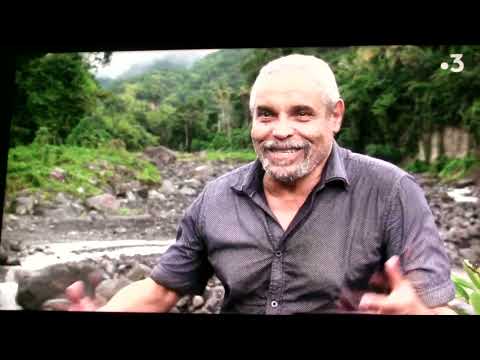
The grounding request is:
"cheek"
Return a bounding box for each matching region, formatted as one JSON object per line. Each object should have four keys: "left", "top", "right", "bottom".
{"left": 251, "top": 123, "right": 271, "bottom": 142}
{"left": 296, "top": 125, "right": 329, "bottom": 145}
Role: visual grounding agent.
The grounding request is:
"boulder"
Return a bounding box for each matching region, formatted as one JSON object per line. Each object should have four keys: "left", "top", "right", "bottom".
{"left": 16, "top": 262, "right": 103, "bottom": 310}
{"left": 454, "top": 178, "right": 476, "bottom": 188}
{"left": 125, "top": 263, "right": 152, "bottom": 282}
{"left": 160, "top": 179, "right": 176, "bottom": 194}
{"left": 41, "top": 298, "right": 71, "bottom": 311}
{"left": 192, "top": 295, "right": 205, "bottom": 309}
{"left": 95, "top": 277, "right": 132, "bottom": 303}
{"left": 86, "top": 194, "right": 120, "bottom": 213}
{"left": 115, "top": 181, "right": 142, "bottom": 196}
{"left": 14, "top": 196, "right": 35, "bottom": 215}
{"left": 143, "top": 146, "right": 177, "bottom": 167}
{"left": 50, "top": 167, "right": 67, "bottom": 182}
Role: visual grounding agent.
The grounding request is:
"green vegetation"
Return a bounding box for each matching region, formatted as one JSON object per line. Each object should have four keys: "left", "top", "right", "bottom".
{"left": 452, "top": 260, "right": 480, "bottom": 315}
{"left": 8, "top": 46, "right": 480, "bottom": 197}
{"left": 205, "top": 150, "right": 257, "bottom": 162}
{"left": 6, "top": 142, "right": 161, "bottom": 199}
{"left": 405, "top": 155, "right": 480, "bottom": 182}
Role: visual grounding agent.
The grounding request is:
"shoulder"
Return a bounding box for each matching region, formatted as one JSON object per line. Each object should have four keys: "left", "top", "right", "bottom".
{"left": 202, "top": 161, "right": 256, "bottom": 198}
{"left": 341, "top": 147, "right": 415, "bottom": 192}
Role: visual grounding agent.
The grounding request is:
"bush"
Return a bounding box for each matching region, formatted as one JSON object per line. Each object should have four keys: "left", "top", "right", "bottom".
{"left": 365, "top": 143, "right": 403, "bottom": 164}
{"left": 405, "top": 159, "right": 430, "bottom": 174}
{"left": 66, "top": 115, "right": 113, "bottom": 148}
{"left": 6, "top": 144, "right": 161, "bottom": 200}
{"left": 451, "top": 259, "right": 480, "bottom": 315}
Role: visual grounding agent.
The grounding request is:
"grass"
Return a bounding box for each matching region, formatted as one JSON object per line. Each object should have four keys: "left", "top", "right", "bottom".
{"left": 205, "top": 150, "right": 257, "bottom": 162}
{"left": 405, "top": 155, "right": 480, "bottom": 183}
{"left": 6, "top": 144, "right": 162, "bottom": 200}
{"left": 177, "top": 149, "right": 257, "bottom": 163}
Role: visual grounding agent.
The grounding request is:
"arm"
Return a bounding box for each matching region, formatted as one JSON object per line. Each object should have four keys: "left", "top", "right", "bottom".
{"left": 98, "top": 278, "right": 180, "bottom": 312}
{"left": 359, "top": 175, "right": 456, "bottom": 315}
{"left": 66, "top": 278, "right": 180, "bottom": 313}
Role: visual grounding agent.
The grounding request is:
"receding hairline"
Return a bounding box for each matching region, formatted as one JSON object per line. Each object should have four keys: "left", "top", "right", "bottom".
{"left": 249, "top": 54, "right": 341, "bottom": 113}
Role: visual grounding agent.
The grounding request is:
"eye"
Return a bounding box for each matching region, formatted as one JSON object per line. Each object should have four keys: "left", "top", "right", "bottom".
{"left": 258, "top": 109, "right": 273, "bottom": 117}
{"left": 295, "top": 108, "right": 313, "bottom": 120}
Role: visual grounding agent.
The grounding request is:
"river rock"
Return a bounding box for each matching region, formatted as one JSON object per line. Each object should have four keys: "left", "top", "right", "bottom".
{"left": 176, "top": 295, "right": 191, "bottom": 309}
{"left": 95, "top": 277, "right": 132, "bottom": 303}
{"left": 116, "top": 181, "right": 142, "bottom": 196}
{"left": 15, "top": 196, "right": 35, "bottom": 215}
{"left": 160, "top": 179, "right": 176, "bottom": 194}
{"left": 143, "top": 145, "right": 177, "bottom": 166}
{"left": 180, "top": 187, "right": 196, "bottom": 196}
{"left": 50, "top": 167, "right": 66, "bottom": 182}
{"left": 148, "top": 190, "right": 166, "bottom": 201}
{"left": 459, "top": 248, "right": 477, "bottom": 261}
{"left": 86, "top": 194, "right": 120, "bottom": 213}
{"left": 41, "top": 298, "right": 71, "bottom": 311}
{"left": 125, "top": 263, "right": 152, "bottom": 281}
{"left": 454, "top": 178, "right": 476, "bottom": 188}
{"left": 192, "top": 295, "right": 205, "bottom": 309}
{"left": 16, "top": 262, "right": 100, "bottom": 310}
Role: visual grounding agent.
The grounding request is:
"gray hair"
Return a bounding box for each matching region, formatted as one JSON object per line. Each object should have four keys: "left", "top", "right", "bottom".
{"left": 249, "top": 54, "right": 341, "bottom": 113}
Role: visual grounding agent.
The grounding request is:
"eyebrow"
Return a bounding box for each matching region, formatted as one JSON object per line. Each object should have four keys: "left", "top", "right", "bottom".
{"left": 290, "top": 105, "right": 315, "bottom": 114}
{"left": 256, "top": 105, "right": 276, "bottom": 115}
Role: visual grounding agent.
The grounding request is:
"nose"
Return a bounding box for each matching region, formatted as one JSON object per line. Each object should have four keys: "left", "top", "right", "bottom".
{"left": 271, "top": 114, "right": 294, "bottom": 140}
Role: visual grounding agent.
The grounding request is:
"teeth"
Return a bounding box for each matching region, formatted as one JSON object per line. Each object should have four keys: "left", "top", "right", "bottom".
{"left": 271, "top": 148, "right": 300, "bottom": 153}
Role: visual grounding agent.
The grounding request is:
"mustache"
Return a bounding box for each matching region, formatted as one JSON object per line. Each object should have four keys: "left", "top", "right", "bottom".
{"left": 260, "top": 140, "right": 311, "bottom": 151}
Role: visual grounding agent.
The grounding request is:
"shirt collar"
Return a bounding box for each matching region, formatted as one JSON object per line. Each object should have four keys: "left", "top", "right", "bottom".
{"left": 231, "top": 140, "right": 350, "bottom": 195}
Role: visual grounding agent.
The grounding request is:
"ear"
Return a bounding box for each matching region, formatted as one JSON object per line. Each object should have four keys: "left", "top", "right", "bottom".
{"left": 330, "top": 99, "right": 345, "bottom": 134}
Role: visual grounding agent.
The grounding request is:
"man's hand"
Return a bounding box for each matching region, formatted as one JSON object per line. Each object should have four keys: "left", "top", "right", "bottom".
{"left": 65, "top": 281, "right": 103, "bottom": 311}
{"left": 358, "top": 256, "right": 451, "bottom": 315}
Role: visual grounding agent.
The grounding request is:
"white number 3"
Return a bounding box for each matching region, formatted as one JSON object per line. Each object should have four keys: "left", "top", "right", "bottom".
{"left": 450, "top": 54, "right": 464, "bottom": 73}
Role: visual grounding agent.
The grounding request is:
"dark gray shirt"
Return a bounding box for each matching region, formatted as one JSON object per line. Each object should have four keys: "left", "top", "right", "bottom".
{"left": 151, "top": 142, "right": 455, "bottom": 314}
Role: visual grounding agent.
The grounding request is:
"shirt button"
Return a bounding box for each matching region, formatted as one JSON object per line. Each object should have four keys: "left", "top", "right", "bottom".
{"left": 275, "top": 251, "right": 282, "bottom": 257}
{"left": 271, "top": 300, "right": 279, "bottom": 308}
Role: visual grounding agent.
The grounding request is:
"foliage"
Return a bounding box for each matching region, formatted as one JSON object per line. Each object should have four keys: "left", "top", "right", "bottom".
{"left": 405, "top": 155, "right": 480, "bottom": 181}
{"left": 452, "top": 260, "right": 480, "bottom": 315}
{"left": 6, "top": 143, "right": 161, "bottom": 200}
{"left": 12, "top": 53, "right": 101, "bottom": 146}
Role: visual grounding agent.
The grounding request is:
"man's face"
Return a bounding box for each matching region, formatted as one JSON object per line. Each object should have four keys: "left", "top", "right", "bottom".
{"left": 251, "top": 69, "right": 344, "bottom": 184}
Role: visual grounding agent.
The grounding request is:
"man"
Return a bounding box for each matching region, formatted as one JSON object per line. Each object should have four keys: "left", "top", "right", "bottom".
{"left": 67, "top": 54, "right": 456, "bottom": 314}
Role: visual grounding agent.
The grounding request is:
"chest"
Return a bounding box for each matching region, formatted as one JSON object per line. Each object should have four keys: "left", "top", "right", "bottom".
{"left": 203, "top": 186, "right": 388, "bottom": 305}
{"left": 264, "top": 194, "right": 306, "bottom": 231}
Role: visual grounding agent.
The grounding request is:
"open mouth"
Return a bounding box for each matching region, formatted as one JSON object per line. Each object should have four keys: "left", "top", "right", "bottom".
{"left": 268, "top": 148, "right": 302, "bottom": 153}
{"left": 265, "top": 147, "right": 305, "bottom": 163}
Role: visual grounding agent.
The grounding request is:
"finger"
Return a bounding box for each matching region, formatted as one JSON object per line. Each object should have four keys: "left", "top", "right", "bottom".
{"left": 384, "top": 256, "right": 404, "bottom": 290}
{"left": 368, "top": 271, "right": 390, "bottom": 293}
{"left": 67, "top": 297, "right": 97, "bottom": 311}
{"left": 88, "top": 270, "right": 105, "bottom": 288}
{"left": 65, "top": 281, "right": 86, "bottom": 303}
{"left": 358, "top": 292, "right": 388, "bottom": 312}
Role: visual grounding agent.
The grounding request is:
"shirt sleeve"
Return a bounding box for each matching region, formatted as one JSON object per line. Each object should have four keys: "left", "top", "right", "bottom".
{"left": 384, "top": 174, "right": 455, "bottom": 308}
{"left": 150, "top": 187, "right": 213, "bottom": 296}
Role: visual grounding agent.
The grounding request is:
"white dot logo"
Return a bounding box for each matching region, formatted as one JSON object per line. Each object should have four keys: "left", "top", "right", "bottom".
{"left": 440, "top": 62, "right": 449, "bottom": 70}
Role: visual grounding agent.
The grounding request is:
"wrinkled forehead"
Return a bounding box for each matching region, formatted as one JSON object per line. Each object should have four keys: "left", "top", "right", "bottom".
{"left": 252, "top": 69, "right": 326, "bottom": 108}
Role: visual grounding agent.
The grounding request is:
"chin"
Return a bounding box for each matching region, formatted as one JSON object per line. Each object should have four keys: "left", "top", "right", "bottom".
{"left": 267, "top": 166, "right": 307, "bottom": 184}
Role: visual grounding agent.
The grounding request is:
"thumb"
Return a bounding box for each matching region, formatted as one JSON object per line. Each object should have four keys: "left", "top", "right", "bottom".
{"left": 384, "top": 255, "right": 404, "bottom": 289}
{"left": 65, "top": 281, "right": 86, "bottom": 303}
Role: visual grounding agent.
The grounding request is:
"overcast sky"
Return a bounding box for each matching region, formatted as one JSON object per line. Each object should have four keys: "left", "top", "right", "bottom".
{"left": 92, "top": 49, "right": 219, "bottom": 79}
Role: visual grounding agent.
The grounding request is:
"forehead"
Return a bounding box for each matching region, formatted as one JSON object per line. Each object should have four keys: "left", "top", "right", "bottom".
{"left": 253, "top": 69, "right": 324, "bottom": 109}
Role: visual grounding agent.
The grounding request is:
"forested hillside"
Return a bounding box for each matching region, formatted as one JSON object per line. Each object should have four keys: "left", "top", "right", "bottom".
{"left": 8, "top": 46, "right": 480, "bottom": 198}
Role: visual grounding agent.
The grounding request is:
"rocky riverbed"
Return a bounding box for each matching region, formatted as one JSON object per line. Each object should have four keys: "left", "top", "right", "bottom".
{"left": 1, "top": 150, "right": 479, "bottom": 313}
